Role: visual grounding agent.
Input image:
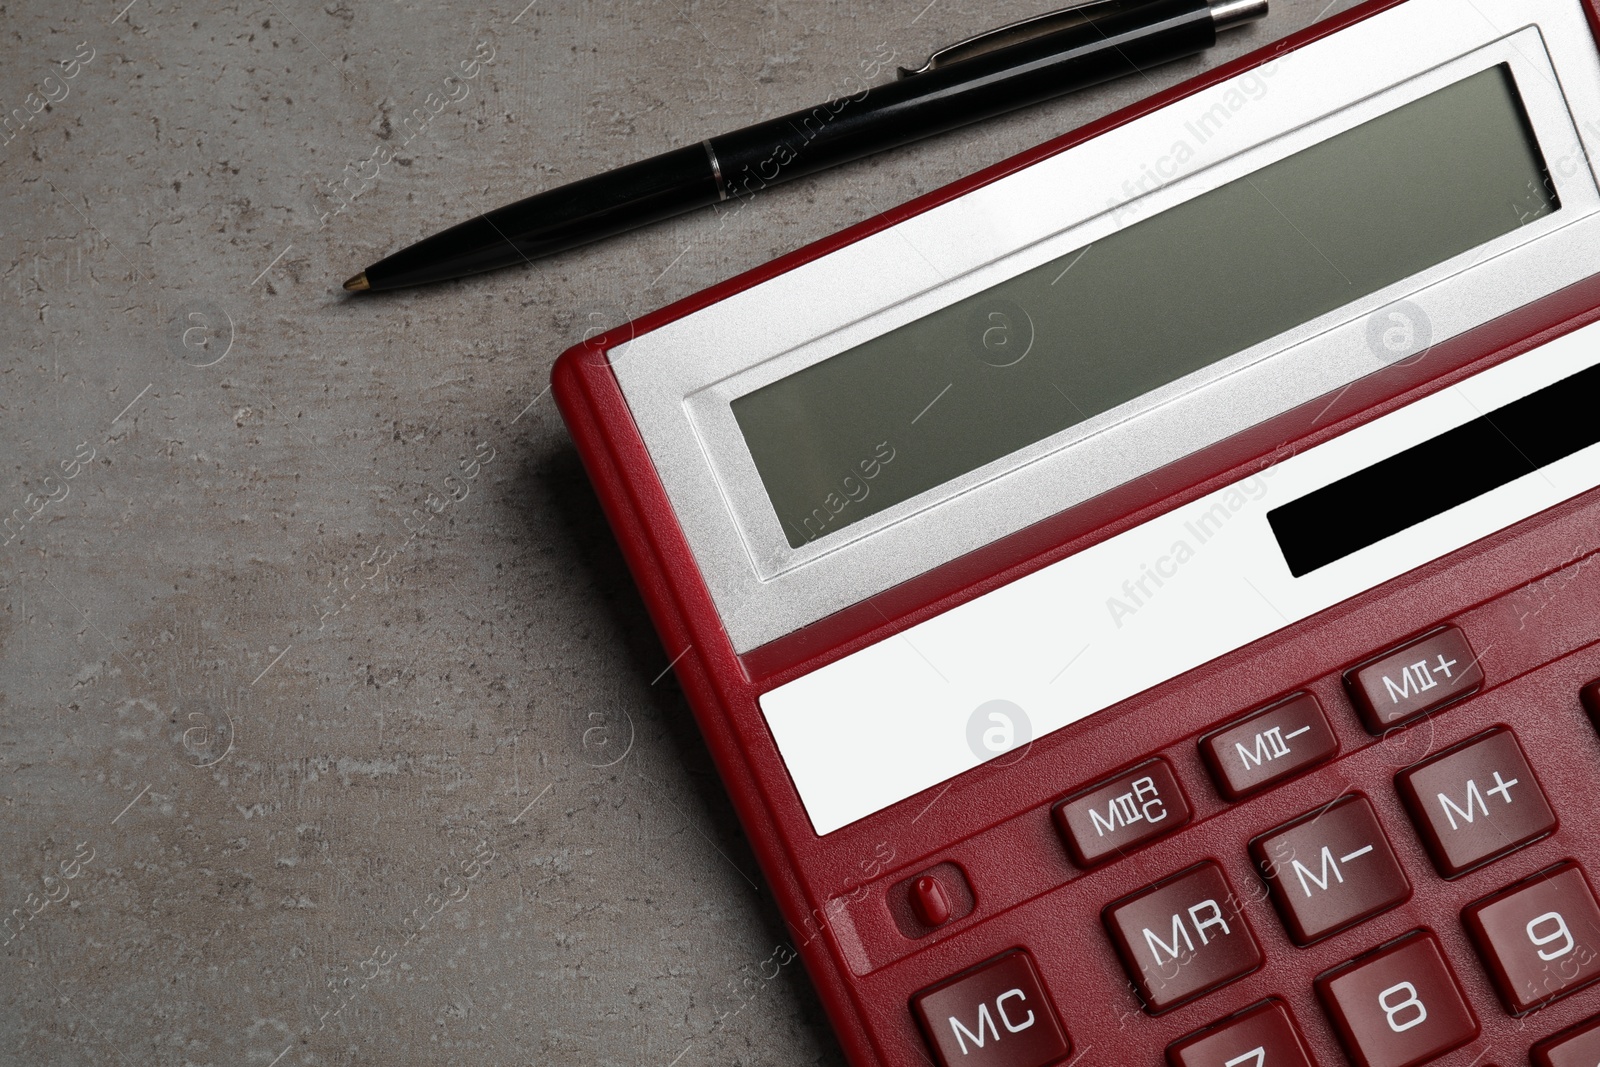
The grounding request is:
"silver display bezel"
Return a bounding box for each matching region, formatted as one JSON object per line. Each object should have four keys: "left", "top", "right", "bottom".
{"left": 608, "top": 0, "right": 1600, "bottom": 653}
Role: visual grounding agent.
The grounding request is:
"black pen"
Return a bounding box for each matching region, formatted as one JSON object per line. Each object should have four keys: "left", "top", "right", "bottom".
{"left": 343, "top": 0, "right": 1267, "bottom": 293}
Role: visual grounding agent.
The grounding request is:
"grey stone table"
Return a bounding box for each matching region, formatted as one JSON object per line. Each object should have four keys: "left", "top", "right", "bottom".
{"left": 0, "top": 1, "right": 1355, "bottom": 1063}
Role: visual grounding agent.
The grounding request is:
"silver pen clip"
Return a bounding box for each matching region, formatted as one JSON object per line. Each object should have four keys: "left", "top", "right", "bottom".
{"left": 898, "top": 0, "right": 1129, "bottom": 78}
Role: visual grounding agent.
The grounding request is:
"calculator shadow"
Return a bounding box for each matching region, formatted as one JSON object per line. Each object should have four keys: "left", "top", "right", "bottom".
{"left": 527, "top": 447, "right": 850, "bottom": 1066}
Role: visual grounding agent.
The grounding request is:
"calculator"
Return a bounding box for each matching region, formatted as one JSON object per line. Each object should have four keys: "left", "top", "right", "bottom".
{"left": 551, "top": 0, "right": 1600, "bottom": 1063}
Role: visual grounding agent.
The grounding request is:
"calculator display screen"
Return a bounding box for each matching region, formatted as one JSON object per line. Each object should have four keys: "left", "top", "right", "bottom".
{"left": 732, "top": 64, "right": 1558, "bottom": 550}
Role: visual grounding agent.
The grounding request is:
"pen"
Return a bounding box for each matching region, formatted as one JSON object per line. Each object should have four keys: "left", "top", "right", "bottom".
{"left": 343, "top": 0, "right": 1268, "bottom": 293}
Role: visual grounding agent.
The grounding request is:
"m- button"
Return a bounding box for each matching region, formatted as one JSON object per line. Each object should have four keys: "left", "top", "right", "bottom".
{"left": 1251, "top": 795, "right": 1411, "bottom": 945}
{"left": 1396, "top": 727, "right": 1555, "bottom": 877}
{"left": 1346, "top": 626, "right": 1483, "bottom": 732}
{"left": 911, "top": 949, "right": 1070, "bottom": 1067}
{"left": 1105, "top": 862, "right": 1263, "bottom": 1013}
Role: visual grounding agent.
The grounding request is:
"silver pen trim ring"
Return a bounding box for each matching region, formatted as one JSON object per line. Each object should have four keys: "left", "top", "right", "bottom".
{"left": 703, "top": 139, "right": 729, "bottom": 202}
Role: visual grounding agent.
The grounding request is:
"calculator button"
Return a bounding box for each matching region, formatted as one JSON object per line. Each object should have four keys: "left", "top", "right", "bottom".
{"left": 1395, "top": 727, "right": 1555, "bottom": 878}
{"left": 890, "top": 862, "right": 976, "bottom": 940}
{"left": 1250, "top": 795, "right": 1410, "bottom": 945}
{"left": 1055, "top": 758, "right": 1190, "bottom": 868}
{"left": 911, "top": 874, "right": 953, "bottom": 927}
{"left": 1105, "top": 862, "right": 1262, "bottom": 1014}
{"left": 911, "top": 949, "right": 1070, "bottom": 1067}
{"left": 1463, "top": 862, "right": 1600, "bottom": 1015}
{"left": 1345, "top": 626, "right": 1483, "bottom": 732}
{"left": 1200, "top": 692, "right": 1338, "bottom": 800}
{"left": 1533, "top": 1013, "right": 1600, "bottom": 1067}
{"left": 1315, "top": 931, "right": 1478, "bottom": 1067}
{"left": 1167, "top": 999, "right": 1314, "bottom": 1067}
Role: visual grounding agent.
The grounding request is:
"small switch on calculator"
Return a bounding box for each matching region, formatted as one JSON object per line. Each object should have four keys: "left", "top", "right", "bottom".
{"left": 910, "top": 875, "right": 952, "bottom": 927}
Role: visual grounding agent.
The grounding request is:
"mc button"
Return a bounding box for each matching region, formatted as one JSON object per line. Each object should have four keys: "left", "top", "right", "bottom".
{"left": 911, "top": 949, "right": 1070, "bottom": 1067}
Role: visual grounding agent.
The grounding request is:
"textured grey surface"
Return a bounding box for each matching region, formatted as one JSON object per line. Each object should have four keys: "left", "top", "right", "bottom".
{"left": 0, "top": 1, "right": 1354, "bottom": 1064}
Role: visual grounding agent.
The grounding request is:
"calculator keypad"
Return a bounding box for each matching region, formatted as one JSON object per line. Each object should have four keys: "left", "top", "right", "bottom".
{"left": 904, "top": 623, "right": 1600, "bottom": 1067}
{"left": 1251, "top": 794, "right": 1411, "bottom": 945}
{"left": 1463, "top": 862, "right": 1600, "bottom": 1014}
{"left": 1345, "top": 626, "right": 1483, "bottom": 732}
{"left": 1395, "top": 727, "right": 1555, "bottom": 877}
{"left": 910, "top": 949, "right": 1070, "bottom": 1067}
{"left": 1315, "top": 931, "right": 1478, "bottom": 1067}
{"left": 1104, "top": 862, "right": 1261, "bottom": 1013}
{"left": 1199, "top": 691, "right": 1338, "bottom": 800}
{"left": 1055, "top": 758, "right": 1190, "bottom": 868}
{"left": 1166, "top": 999, "right": 1314, "bottom": 1067}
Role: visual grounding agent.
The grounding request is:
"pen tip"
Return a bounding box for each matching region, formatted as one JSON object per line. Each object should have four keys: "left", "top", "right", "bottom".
{"left": 342, "top": 272, "right": 370, "bottom": 292}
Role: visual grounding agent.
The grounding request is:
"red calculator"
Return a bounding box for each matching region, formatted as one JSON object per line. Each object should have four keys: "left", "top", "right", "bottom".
{"left": 552, "top": 0, "right": 1600, "bottom": 1063}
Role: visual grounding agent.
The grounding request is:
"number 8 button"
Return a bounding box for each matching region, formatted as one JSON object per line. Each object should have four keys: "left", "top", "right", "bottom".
{"left": 1315, "top": 930, "right": 1478, "bottom": 1067}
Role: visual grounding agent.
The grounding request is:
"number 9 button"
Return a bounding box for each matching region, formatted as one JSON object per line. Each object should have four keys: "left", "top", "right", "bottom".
{"left": 1463, "top": 862, "right": 1600, "bottom": 1015}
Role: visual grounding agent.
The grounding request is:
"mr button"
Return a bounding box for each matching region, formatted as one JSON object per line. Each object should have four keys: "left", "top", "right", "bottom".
{"left": 911, "top": 950, "right": 1070, "bottom": 1067}
{"left": 1105, "top": 862, "right": 1262, "bottom": 1013}
{"left": 1396, "top": 727, "right": 1555, "bottom": 877}
{"left": 1346, "top": 626, "right": 1483, "bottom": 732}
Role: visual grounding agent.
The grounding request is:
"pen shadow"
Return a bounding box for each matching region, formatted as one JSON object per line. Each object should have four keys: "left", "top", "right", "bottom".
{"left": 518, "top": 445, "right": 849, "bottom": 1067}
